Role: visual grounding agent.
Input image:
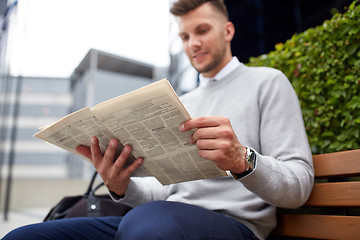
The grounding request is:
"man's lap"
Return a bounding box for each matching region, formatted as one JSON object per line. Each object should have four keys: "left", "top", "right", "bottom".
{"left": 3, "top": 201, "right": 257, "bottom": 240}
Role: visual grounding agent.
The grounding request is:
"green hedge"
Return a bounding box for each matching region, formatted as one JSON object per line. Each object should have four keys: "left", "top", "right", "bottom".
{"left": 247, "top": 1, "right": 360, "bottom": 154}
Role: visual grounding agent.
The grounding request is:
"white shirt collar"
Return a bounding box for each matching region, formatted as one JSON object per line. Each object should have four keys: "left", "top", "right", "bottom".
{"left": 199, "top": 57, "right": 241, "bottom": 87}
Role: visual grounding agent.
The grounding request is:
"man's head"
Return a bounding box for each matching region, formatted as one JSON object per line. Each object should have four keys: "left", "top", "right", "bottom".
{"left": 170, "top": 0, "right": 229, "bottom": 20}
{"left": 170, "top": 0, "right": 234, "bottom": 78}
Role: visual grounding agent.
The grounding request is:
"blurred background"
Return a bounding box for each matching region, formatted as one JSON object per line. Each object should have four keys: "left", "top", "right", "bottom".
{"left": 0, "top": 0, "right": 353, "bottom": 237}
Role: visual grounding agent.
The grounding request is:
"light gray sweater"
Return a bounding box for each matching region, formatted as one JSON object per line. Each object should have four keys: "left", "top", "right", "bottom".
{"left": 116, "top": 64, "right": 314, "bottom": 239}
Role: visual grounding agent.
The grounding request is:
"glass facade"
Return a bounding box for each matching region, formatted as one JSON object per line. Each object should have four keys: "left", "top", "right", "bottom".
{"left": 1, "top": 50, "right": 158, "bottom": 182}
{"left": 0, "top": 76, "right": 71, "bottom": 179}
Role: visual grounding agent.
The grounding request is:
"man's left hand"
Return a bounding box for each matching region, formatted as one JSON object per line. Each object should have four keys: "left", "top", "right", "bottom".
{"left": 179, "top": 116, "right": 247, "bottom": 173}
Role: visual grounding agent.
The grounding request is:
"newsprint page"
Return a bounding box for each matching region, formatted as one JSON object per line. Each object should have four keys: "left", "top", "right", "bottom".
{"left": 35, "top": 79, "right": 227, "bottom": 185}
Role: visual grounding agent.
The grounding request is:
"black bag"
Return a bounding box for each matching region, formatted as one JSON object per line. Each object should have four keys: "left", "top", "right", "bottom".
{"left": 44, "top": 171, "right": 132, "bottom": 221}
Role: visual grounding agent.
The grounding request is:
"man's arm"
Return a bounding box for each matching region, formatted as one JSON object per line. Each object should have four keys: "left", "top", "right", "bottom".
{"left": 180, "top": 116, "right": 314, "bottom": 208}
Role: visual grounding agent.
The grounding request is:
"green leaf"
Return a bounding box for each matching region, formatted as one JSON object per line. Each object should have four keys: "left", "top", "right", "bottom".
{"left": 347, "top": 96, "right": 360, "bottom": 109}
{"left": 246, "top": 1, "right": 360, "bottom": 154}
{"left": 322, "top": 131, "right": 335, "bottom": 137}
{"left": 347, "top": 44, "right": 358, "bottom": 55}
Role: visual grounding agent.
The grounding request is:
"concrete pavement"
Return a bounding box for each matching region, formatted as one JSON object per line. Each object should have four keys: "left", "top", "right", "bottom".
{"left": 0, "top": 208, "right": 48, "bottom": 238}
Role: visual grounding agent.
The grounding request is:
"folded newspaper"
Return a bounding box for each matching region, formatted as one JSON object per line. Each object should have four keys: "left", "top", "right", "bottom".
{"left": 34, "top": 79, "right": 227, "bottom": 185}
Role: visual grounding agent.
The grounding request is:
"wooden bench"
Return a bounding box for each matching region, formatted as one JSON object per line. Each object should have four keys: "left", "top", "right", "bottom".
{"left": 269, "top": 149, "right": 360, "bottom": 240}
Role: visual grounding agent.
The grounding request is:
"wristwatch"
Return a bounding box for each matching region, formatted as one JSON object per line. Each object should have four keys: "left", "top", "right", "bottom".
{"left": 230, "top": 146, "right": 257, "bottom": 180}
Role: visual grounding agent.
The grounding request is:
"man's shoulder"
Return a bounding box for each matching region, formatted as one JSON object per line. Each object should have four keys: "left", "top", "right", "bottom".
{"left": 227, "top": 64, "right": 289, "bottom": 87}
{"left": 179, "top": 87, "right": 201, "bottom": 102}
{"left": 242, "top": 64, "right": 284, "bottom": 76}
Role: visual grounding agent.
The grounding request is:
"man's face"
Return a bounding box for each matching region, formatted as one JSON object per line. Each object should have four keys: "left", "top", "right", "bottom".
{"left": 177, "top": 3, "right": 233, "bottom": 78}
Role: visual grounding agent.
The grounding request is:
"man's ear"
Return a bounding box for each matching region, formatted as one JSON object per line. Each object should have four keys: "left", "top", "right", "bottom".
{"left": 225, "top": 21, "right": 235, "bottom": 42}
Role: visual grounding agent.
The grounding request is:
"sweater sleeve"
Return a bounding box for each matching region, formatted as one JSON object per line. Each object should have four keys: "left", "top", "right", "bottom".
{"left": 110, "top": 176, "right": 168, "bottom": 208}
{"left": 240, "top": 69, "right": 314, "bottom": 208}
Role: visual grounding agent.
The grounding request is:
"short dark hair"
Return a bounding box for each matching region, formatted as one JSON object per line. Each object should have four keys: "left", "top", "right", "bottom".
{"left": 170, "top": 0, "right": 228, "bottom": 20}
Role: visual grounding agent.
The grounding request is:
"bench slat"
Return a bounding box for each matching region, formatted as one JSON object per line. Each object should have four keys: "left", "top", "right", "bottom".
{"left": 272, "top": 214, "right": 360, "bottom": 239}
{"left": 270, "top": 149, "right": 360, "bottom": 239}
{"left": 313, "top": 149, "right": 360, "bottom": 178}
{"left": 305, "top": 181, "right": 360, "bottom": 207}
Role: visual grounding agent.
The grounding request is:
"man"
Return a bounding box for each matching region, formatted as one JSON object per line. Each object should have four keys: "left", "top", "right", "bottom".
{"left": 4, "top": 1, "right": 313, "bottom": 239}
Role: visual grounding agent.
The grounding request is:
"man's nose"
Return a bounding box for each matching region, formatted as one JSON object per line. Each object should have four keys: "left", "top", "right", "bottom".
{"left": 189, "top": 36, "right": 201, "bottom": 50}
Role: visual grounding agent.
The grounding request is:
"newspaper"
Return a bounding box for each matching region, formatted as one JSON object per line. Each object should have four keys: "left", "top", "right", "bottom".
{"left": 34, "top": 79, "right": 227, "bottom": 185}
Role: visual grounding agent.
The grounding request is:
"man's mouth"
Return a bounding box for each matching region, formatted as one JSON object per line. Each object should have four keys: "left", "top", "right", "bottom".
{"left": 193, "top": 52, "right": 207, "bottom": 61}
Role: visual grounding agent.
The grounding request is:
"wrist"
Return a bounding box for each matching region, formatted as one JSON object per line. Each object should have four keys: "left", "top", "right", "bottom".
{"left": 230, "top": 146, "right": 257, "bottom": 180}
{"left": 110, "top": 190, "right": 125, "bottom": 199}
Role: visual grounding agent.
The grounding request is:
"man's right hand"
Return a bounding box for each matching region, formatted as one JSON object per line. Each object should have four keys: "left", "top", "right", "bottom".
{"left": 76, "top": 136, "right": 144, "bottom": 196}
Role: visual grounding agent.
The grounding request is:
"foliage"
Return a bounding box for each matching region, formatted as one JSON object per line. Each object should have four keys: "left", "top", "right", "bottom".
{"left": 247, "top": 1, "right": 360, "bottom": 154}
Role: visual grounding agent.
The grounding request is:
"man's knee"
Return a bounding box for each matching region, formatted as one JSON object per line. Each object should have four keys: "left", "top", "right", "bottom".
{"left": 115, "top": 201, "right": 256, "bottom": 240}
{"left": 3, "top": 223, "right": 45, "bottom": 240}
{"left": 116, "top": 201, "right": 191, "bottom": 239}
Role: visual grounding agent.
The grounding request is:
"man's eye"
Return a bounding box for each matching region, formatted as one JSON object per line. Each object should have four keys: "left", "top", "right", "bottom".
{"left": 180, "top": 35, "right": 189, "bottom": 41}
{"left": 199, "top": 28, "right": 209, "bottom": 34}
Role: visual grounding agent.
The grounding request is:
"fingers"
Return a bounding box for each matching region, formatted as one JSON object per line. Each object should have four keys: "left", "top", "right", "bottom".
{"left": 76, "top": 145, "right": 92, "bottom": 159}
{"left": 90, "top": 137, "right": 122, "bottom": 171}
{"left": 179, "top": 116, "right": 222, "bottom": 132}
{"left": 196, "top": 138, "right": 229, "bottom": 150}
{"left": 90, "top": 136, "right": 104, "bottom": 167}
{"left": 196, "top": 139, "right": 234, "bottom": 161}
{"left": 123, "top": 157, "right": 144, "bottom": 176}
{"left": 113, "top": 145, "right": 131, "bottom": 172}
{"left": 114, "top": 145, "right": 143, "bottom": 175}
{"left": 198, "top": 149, "right": 220, "bottom": 161}
{"left": 181, "top": 117, "right": 235, "bottom": 145}
{"left": 87, "top": 136, "right": 143, "bottom": 172}
{"left": 102, "top": 139, "right": 119, "bottom": 166}
{"left": 191, "top": 127, "right": 220, "bottom": 143}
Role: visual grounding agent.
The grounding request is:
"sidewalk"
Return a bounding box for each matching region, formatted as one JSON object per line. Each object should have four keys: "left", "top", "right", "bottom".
{"left": 0, "top": 208, "right": 48, "bottom": 238}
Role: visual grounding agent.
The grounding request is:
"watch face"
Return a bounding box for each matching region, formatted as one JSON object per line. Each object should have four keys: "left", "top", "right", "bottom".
{"left": 247, "top": 148, "right": 256, "bottom": 170}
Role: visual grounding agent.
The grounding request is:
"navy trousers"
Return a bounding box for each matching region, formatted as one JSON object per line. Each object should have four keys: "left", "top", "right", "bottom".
{"left": 3, "top": 201, "right": 258, "bottom": 240}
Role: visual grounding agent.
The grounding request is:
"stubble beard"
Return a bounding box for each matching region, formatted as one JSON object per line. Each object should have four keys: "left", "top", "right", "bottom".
{"left": 192, "top": 45, "right": 227, "bottom": 76}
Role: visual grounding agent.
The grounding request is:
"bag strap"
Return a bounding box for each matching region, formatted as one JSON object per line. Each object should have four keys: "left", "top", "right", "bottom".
{"left": 84, "top": 171, "right": 98, "bottom": 196}
{"left": 92, "top": 182, "right": 105, "bottom": 193}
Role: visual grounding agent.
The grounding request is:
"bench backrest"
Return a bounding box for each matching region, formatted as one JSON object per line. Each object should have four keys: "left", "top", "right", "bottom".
{"left": 270, "top": 149, "right": 360, "bottom": 240}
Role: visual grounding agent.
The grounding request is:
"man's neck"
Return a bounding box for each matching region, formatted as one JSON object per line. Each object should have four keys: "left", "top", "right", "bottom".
{"left": 199, "top": 57, "right": 240, "bottom": 87}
